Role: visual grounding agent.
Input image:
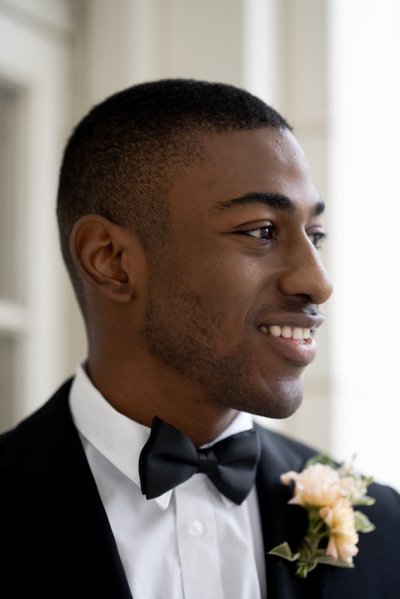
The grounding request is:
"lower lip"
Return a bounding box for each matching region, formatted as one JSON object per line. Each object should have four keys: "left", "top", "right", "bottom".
{"left": 258, "top": 332, "right": 317, "bottom": 366}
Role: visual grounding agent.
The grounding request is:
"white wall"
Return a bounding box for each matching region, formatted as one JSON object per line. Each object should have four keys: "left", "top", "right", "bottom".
{"left": 329, "top": 0, "right": 400, "bottom": 489}
{"left": 0, "top": 0, "right": 75, "bottom": 424}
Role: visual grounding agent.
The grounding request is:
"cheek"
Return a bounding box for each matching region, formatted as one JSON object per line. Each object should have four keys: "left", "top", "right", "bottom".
{"left": 152, "top": 243, "right": 268, "bottom": 325}
{"left": 184, "top": 247, "right": 264, "bottom": 288}
{"left": 196, "top": 258, "right": 266, "bottom": 309}
{"left": 188, "top": 265, "right": 265, "bottom": 348}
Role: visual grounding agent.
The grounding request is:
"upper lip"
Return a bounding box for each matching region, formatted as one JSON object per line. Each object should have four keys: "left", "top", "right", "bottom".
{"left": 257, "top": 312, "right": 325, "bottom": 331}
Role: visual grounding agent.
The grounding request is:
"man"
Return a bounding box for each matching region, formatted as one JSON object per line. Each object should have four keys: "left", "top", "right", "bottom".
{"left": 0, "top": 79, "right": 399, "bottom": 598}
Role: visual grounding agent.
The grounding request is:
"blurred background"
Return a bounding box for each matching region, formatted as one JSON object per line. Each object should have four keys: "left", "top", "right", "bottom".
{"left": 0, "top": 0, "right": 399, "bottom": 490}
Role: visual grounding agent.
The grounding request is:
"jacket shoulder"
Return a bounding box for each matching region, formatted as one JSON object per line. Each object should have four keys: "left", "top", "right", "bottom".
{"left": 0, "top": 378, "right": 74, "bottom": 469}
{"left": 255, "top": 422, "right": 319, "bottom": 470}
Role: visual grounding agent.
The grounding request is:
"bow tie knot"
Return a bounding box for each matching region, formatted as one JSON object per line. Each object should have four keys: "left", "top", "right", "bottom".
{"left": 197, "top": 449, "right": 219, "bottom": 475}
{"left": 139, "top": 417, "right": 261, "bottom": 505}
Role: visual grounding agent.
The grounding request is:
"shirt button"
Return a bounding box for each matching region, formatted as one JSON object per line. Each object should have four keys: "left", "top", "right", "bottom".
{"left": 189, "top": 520, "right": 204, "bottom": 537}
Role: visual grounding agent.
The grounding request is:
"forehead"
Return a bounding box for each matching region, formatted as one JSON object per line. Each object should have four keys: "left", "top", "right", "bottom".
{"left": 167, "top": 127, "right": 320, "bottom": 222}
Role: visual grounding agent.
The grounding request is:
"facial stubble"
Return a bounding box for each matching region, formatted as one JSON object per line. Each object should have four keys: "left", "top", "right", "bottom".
{"left": 141, "top": 274, "right": 303, "bottom": 419}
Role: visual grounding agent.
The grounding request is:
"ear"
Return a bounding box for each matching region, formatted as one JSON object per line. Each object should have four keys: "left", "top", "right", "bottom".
{"left": 70, "top": 215, "right": 142, "bottom": 302}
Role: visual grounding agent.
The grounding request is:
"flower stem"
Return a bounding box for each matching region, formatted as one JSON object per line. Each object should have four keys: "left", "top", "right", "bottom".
{"left": 295, "top": 530, "right": 325, "bottom": 578}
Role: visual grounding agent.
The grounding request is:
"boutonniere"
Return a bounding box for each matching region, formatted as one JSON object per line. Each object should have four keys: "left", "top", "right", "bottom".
{"left": 269, "top": 454, "right": 376, "bottom": 578}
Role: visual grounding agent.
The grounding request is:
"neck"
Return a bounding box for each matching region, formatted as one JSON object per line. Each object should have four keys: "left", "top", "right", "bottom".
{"left": 86, "top": 356, "right": 238, "bottom": 447}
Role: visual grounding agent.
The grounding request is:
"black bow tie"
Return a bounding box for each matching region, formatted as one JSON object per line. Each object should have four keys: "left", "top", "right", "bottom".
{"left": 139, "top": 417, "right": 261, "bottom": 505}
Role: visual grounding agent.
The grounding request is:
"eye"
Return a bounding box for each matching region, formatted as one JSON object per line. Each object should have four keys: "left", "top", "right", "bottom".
{"left": 309, "top": 231, "right": 327, "bottom": 249}
{"left": 242, "top": 224, "right": 276, "bottom": 242}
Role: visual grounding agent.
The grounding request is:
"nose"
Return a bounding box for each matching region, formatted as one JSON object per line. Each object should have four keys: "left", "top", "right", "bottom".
{"left": 277, "top": 239, "right": 333, "bottom": 305}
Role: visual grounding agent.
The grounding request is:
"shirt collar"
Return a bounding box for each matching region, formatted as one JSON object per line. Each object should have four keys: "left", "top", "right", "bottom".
{"left": 69, "top": 364, "right": 254, "bottom": 510}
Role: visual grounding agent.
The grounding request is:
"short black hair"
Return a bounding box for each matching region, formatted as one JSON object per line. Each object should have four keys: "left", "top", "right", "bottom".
{"left": 56, "top": 78, "right": 291, "bottom": 297}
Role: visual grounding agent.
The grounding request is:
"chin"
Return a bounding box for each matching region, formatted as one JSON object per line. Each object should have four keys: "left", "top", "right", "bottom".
{"left": 257, "top": 378, "right": 304, "bottom": 419}
{"left": 259, "top": 394, "right": 303, "bottom": 419}
{"left": 243, "top": 392, "right": 303, "bottom": 420}
{"left": 247, "top": 380, "right": 303, "bottom": 419}
{"left": 211, "top": 375, "right": 304, "bottom": 420}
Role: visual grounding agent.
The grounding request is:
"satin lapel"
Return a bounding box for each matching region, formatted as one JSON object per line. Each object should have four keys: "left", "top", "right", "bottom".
{"left": 255, "top": 425, "right": 331, "bottom": 599}
{"left": 3, "top": 380, "right": 132, "bottom": 599}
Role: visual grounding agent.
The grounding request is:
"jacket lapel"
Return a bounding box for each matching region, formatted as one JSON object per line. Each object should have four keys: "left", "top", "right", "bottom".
{"left": 255, "top": 425, "right": 331, "bottom": 599}
{"left": 2, "top": 380, "right": 132, "bottom": 599}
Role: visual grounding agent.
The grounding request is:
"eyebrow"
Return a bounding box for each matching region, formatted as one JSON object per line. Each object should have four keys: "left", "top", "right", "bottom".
{"left": 213, "top": 192, "right": 325, "bottom": 217}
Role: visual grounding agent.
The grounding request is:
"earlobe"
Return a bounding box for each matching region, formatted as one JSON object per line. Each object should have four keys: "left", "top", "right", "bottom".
{"left": 70, "top": 215, "right": 136, "bottom": 302}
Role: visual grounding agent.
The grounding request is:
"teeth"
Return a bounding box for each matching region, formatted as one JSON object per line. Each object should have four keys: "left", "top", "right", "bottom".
{"left": 293, "top": 327, "right": 303, "bottom": 340}
{"left": 259, "top": 325, "right": 312, "bottom": 340}
{"left": 269, "top": 325, "right": 281, "bottom": 337}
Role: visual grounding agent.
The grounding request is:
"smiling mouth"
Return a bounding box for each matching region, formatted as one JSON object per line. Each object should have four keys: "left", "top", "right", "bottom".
{"left": 258, "top": 324, "right": 314, "bottom": 342}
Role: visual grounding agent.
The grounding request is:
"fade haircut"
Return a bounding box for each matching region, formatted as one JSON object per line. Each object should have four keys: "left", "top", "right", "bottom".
{"left": 56, "top": 78, "right": 291, "bottom": 300}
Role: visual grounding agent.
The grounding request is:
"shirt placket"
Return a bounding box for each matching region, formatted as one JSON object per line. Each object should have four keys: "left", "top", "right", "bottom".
{"left": 175, "top": 475, "right": 224, "bottom": 599}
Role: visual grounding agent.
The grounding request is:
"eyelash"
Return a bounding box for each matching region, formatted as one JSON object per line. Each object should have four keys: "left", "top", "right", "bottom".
{"left": 310, "top": 232, "right": 327, "bottom": 249}
{"left": 241, "top": 226, "right": 327, "bottom": 249}
{"left": 245, "top": 225, "right": 276, "bottom": 242}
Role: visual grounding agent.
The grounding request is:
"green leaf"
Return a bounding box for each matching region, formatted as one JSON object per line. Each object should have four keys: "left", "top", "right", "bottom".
{"left": 315, "top": 556, "right": 354, "bottom": 569}
{"left": 268, "top": 542, "right": 299, "bottom": 562}
{"left": 354, "top": 510, "right": 376, "bottom": 533}
{"left": 352, "top": 495, "right": 376, "bottom": 507}
{"left": 361, "top": 475, "right": 374, "bottom": 487}
{"left": 293, "top": 554, "right": 355, "bottom": 577}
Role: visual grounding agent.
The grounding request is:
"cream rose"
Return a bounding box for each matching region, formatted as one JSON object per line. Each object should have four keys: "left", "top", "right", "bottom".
{"left": 271, "top": 456, "right": 375, "bottom": 577}
{"left": 281, "top": 463, "right": 342, "bottom": 507}
{"left": 320, "top": 498, "right": 359, "bottom": 563}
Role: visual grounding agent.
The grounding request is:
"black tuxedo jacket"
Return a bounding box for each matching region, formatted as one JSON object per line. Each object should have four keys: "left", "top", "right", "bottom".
{"left": 1, "top": 379, "right": 399, "bottom": 598}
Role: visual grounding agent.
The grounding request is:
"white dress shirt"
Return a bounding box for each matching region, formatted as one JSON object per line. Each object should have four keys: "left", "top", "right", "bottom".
{"left": 69, "top": 365, "right": 266, "bottom": 599}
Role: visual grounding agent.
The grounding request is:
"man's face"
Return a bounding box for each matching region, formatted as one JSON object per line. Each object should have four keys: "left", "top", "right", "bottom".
{"left": 142, "top": 127, "right": 332, "bottom": 418}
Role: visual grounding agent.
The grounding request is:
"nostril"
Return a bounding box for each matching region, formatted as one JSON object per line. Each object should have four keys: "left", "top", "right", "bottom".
{"left": 277, "top": 255, "right": 333, "bottom": 305}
